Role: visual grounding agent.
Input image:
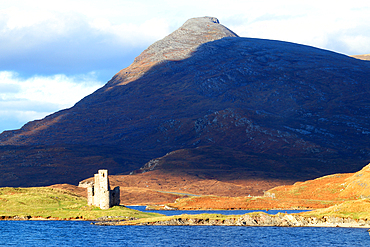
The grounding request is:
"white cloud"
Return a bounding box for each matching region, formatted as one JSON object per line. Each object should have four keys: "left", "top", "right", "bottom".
{"left": 0, "top": 2, "right": 169, "bottom": 48}
{"left": 225, "top": 1, "right": 370, "bottom": 54}
{"left": 0, "top": 71, "right": 103, "bottom": 105}
{"left": 4, "top": 6, "right": 54, "bottom": 30}
{"left": 0, "top": 71, "right": 104, "bottom": 131}
{"left": 89, "top": 17, "right": 170, "bottom": 46}
{"left": 2, "top": 1, "right": 370, "bottom": 58}
{"left": 0, "top": 3, "right": 169, "bottom": 80}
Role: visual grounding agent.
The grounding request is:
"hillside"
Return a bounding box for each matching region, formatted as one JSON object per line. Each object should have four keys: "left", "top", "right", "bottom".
{"left": 268, "top": 162, "right": 370, "bottom": 201}
{"left": 1, "top": 17, "right": 370, "bottom": 190}
{"left": 156, "top": 162, "right": 370, "bottom": 211}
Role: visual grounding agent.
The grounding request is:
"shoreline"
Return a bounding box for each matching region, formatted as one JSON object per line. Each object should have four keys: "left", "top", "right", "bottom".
{"left": 93, "top": 212, "right": 370, "bottom": 229}
{"left": 0, "top": 215, "right": 86, "bottom": 221}
{"left": 3, "top": 211, "right": 370, "bottom": 230}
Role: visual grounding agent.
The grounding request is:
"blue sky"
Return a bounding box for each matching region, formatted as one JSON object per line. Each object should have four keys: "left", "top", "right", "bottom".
{"left": 1, "top": 0, "right": 370, "bottom": 132}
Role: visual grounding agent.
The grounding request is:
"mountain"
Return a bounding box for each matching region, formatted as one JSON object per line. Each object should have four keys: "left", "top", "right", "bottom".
{"left": 1, "top": 17, "right": 370, "bottom": 189}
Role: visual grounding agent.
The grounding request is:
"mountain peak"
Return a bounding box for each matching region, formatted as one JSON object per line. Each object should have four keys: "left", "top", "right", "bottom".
{"left": 134, "top": 16, "right": 238, "bottom": 64}
{"left": 110, "top": 17, "right": 238, "bottom": 86}
{"left": 187, "top": 16, "right": 220, "bottom": 24}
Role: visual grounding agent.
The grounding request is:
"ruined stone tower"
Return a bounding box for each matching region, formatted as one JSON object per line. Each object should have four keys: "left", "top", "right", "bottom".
{"left": 84, "top": 169, "right": 120, "bottom": 209}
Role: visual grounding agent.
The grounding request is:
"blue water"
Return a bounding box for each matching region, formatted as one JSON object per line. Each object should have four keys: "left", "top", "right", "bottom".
{"left": 0, "top": 220, "right": 370, "bottom": 246}
{"left": 127, "top": 206, "right": 310, "bottom": 216}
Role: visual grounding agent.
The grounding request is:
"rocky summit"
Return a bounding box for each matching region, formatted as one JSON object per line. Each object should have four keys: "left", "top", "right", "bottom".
{"left": 1, "top": 17, "right": 370, "bottom": 188}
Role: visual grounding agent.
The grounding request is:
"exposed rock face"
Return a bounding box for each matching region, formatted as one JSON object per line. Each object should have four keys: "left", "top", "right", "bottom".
{"left": 1, "top": 17, "right": 370, "bottom": 187}
{"left": 132, "top": 16, "right": 238, "bottom": 64}
{"left": 5, "top": 212, "right": 366, "bottom": 228}
{"left": 110, "top": 213, "right": 370, "bottom": 228}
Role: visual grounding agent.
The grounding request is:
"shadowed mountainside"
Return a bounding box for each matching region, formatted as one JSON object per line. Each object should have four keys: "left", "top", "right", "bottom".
{"left": 1, "top": 17, "right": 370, "bottom": 188}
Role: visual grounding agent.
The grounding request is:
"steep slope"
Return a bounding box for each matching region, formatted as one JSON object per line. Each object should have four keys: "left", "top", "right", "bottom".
{"left": 1, "top": 17, "right": 370, "bottom": 187}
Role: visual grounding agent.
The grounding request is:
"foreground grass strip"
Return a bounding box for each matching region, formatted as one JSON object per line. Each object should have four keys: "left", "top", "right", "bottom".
{"left": 301, "top": 199, "right": 370, "bottom": 220}
{"left": 0, "top": 187, "right": 161, "bottom": 220}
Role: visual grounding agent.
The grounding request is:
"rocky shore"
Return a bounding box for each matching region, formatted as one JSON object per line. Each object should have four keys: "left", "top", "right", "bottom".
{"left": 4, "top": 212, "right": 370, "bottom": 229}
{"left": 0, "top": 215, "right": 85, "bottom": 221}
{"left": 97, "top": 212, "right": 370, "bottom": 228}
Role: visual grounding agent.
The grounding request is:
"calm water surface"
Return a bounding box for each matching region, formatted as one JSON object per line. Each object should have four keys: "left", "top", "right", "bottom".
{"left": 0, "top": 221, "right": 369, "bottom": 246}
{"left": 127, "top": 206, "right": 310, "bottom": 216}
{"left": 1, "top": 208, "right": 369, "bottom": 246}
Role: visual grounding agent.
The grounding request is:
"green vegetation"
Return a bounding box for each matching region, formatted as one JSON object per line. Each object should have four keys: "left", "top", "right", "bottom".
{"left": 301, "top": 199, "right": 370, "bottom": 220}
{"left": 0, "top": 187, "right": 161, "bottom": 220}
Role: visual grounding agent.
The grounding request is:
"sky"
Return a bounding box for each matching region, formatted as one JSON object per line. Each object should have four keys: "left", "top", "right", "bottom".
{"left": 1, "top": 0, "right": 370, "bottom": 133}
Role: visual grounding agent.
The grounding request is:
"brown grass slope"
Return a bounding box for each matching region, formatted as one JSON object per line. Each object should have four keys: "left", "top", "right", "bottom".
{"left": 269, "top": 162, "right": 370, "bottom": 201}
{"left": 163, "top": 163, "right": 370, "bottom": 210}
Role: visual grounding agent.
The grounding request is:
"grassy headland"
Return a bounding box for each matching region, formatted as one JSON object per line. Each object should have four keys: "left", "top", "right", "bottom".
{"left": 0, "top": 187, "right": 161, "bottom": 220}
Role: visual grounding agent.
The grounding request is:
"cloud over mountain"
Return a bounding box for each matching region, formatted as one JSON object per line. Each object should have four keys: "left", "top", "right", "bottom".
{"left": 0, "top": 71, "right": 103, "bottom": 131}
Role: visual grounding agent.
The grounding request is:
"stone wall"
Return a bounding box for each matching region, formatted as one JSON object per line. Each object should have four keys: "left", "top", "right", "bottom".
{"left": 83, "top": 169, "right": 120, "bottom": 209}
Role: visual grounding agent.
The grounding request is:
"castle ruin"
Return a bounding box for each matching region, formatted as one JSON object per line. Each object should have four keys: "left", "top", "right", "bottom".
{"left": 81, "top": 169, "right": 120, "bottom": 209}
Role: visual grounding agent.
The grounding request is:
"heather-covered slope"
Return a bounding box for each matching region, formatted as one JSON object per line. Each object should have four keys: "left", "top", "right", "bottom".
{"left": 1, "top": 17, "right": 370, "bottom": 187}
